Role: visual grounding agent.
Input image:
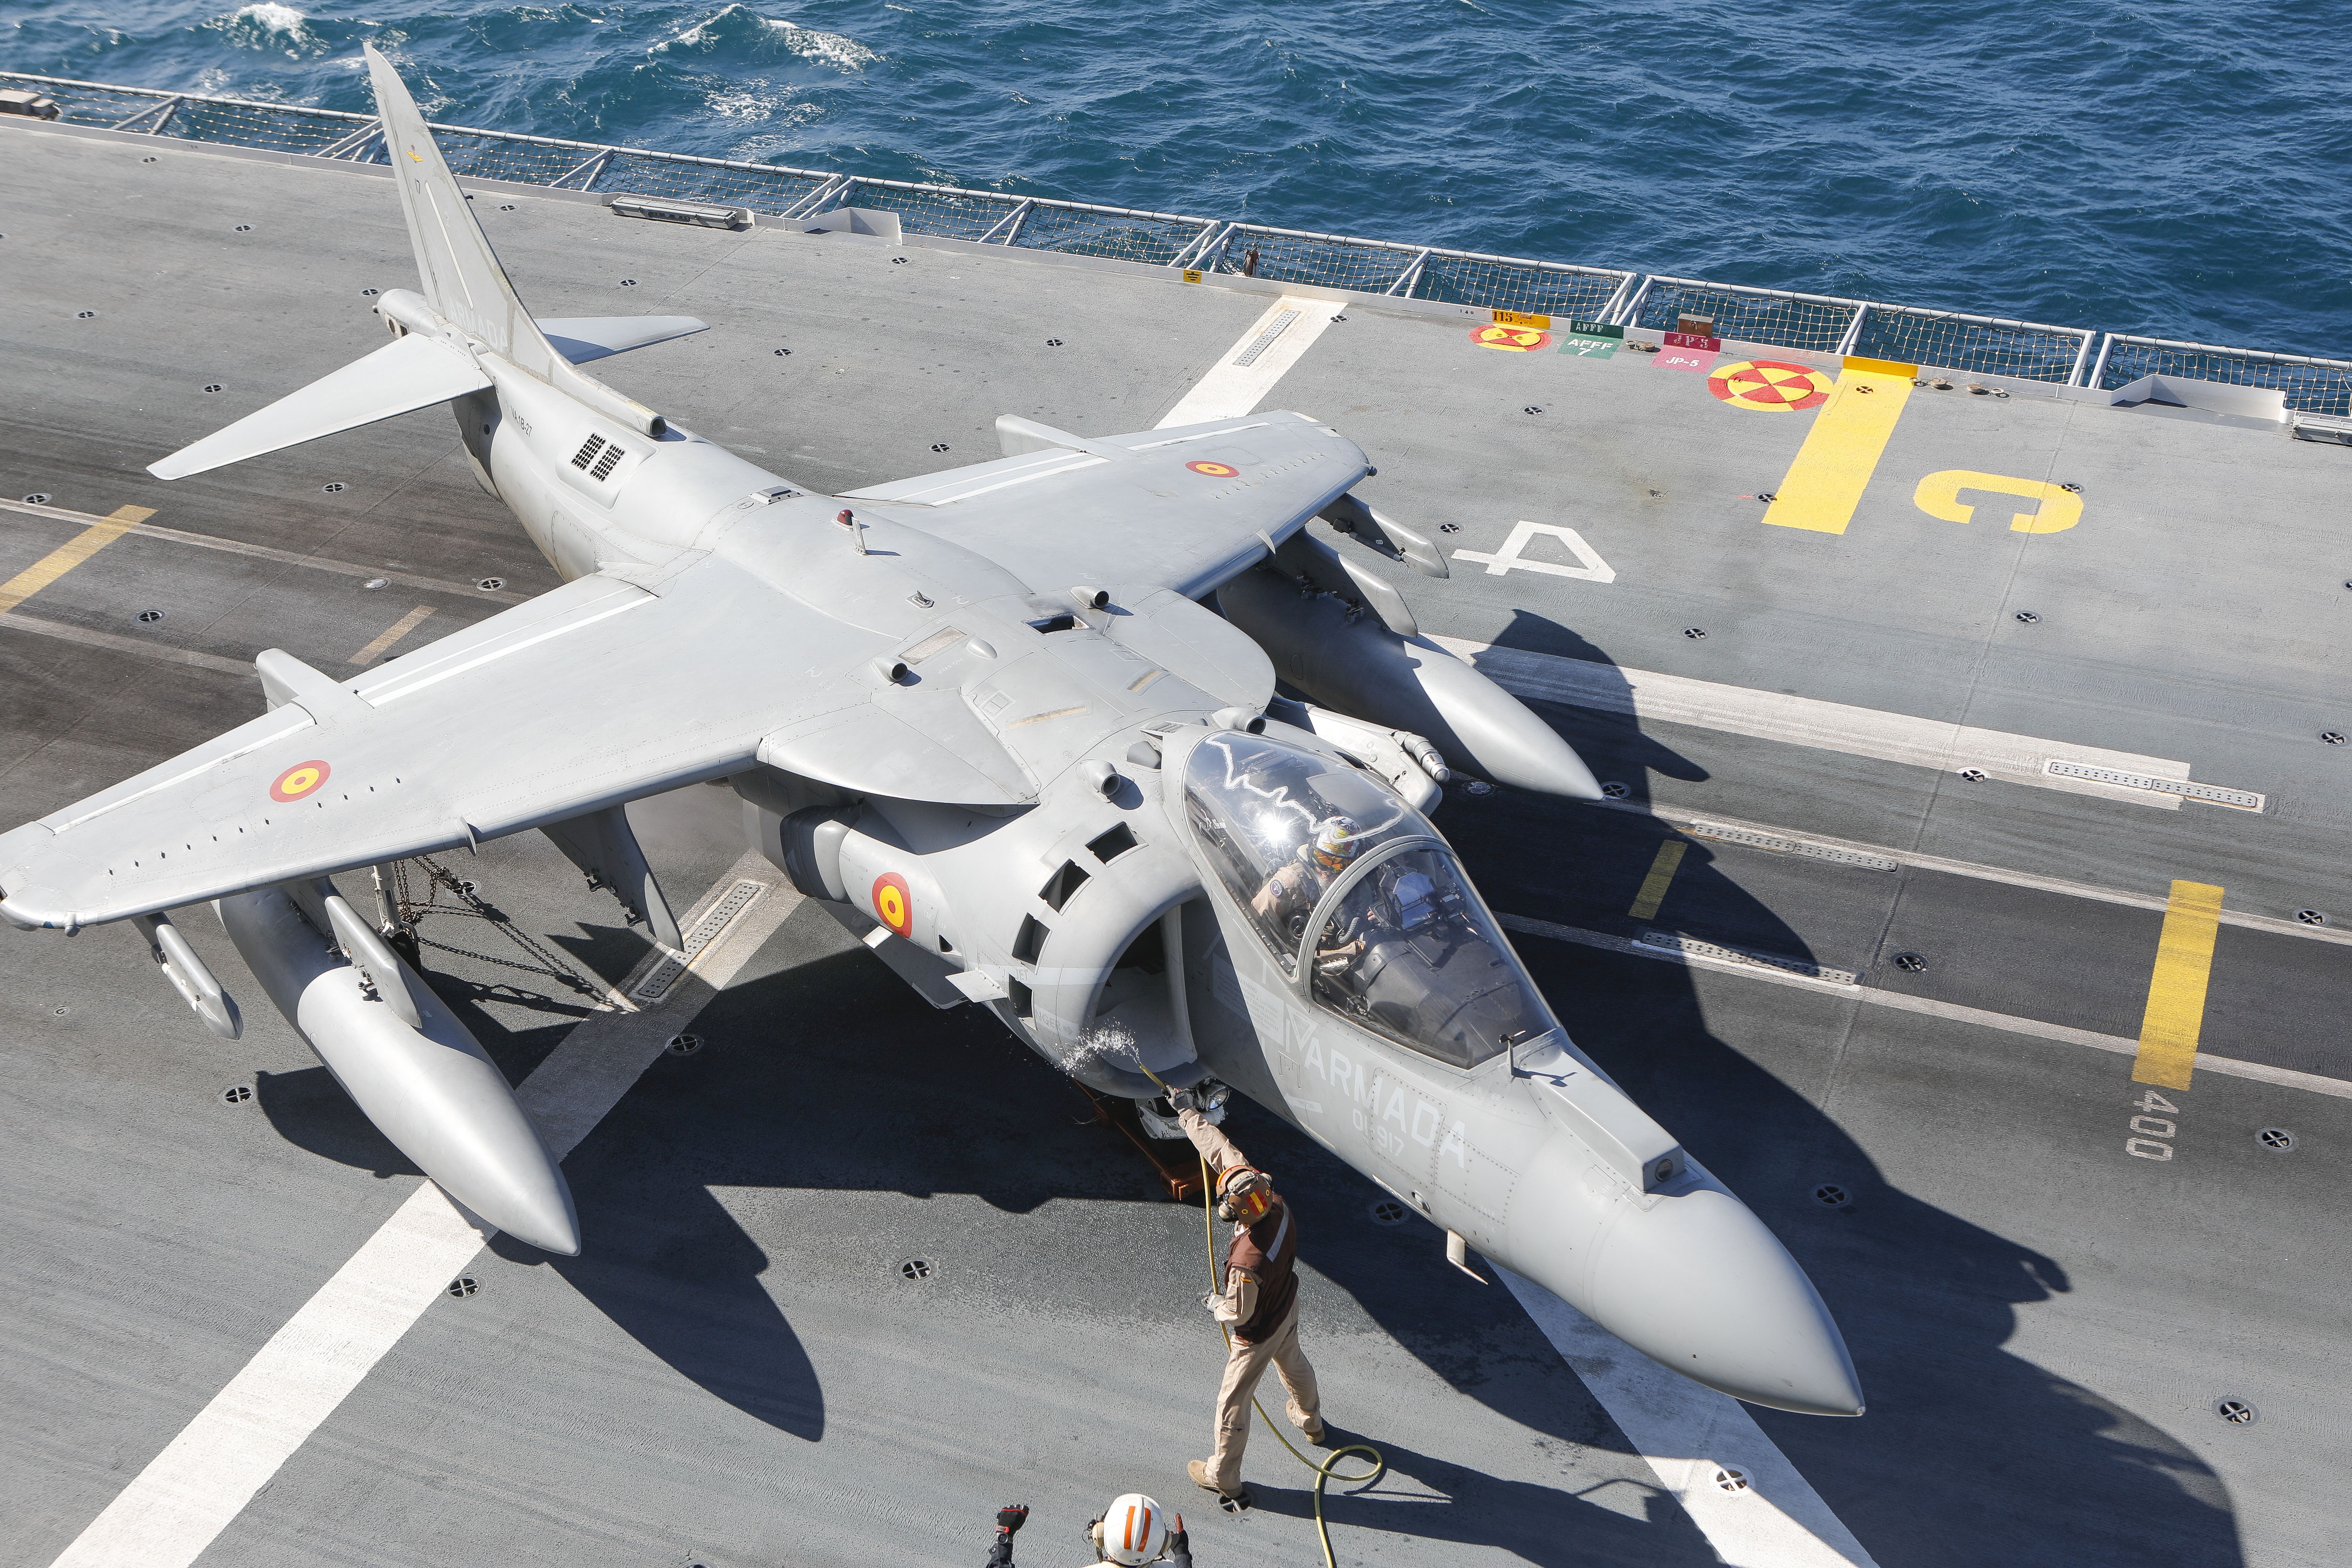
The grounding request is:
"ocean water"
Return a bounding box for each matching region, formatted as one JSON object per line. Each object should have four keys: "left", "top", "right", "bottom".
{"left": 5, "top": 1, "right": 2347, "bottom": 355}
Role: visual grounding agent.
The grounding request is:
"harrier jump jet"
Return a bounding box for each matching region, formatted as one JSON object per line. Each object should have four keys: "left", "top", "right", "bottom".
{"left": 0, "top": 47, "right": 1862, "bottom": 1418}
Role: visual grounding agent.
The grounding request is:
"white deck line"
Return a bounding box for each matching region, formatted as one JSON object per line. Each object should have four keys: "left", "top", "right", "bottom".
{"left": 0, "top": 497, "right": 530, "bottom": 604}
{"left": 1498, "top": 913, "right": 2352, "bottom": 1100}
{"left": 45, "top": 856, "right": 801, "bottom": 1568}
{"left": 1156, "top": 294, "right": 1348, "bottom": 427}
{"left": 1626, "top": 802, "right": 2352, "bottom": 950}
{"left": 1433, "top": 637, "right": 2230, "bottom": 810}
{"left": 0, "top": 611, "right": 255, "bottom": 677}
{"left": 1500, "top": 1270, "right": 1882, "bottom": 1568}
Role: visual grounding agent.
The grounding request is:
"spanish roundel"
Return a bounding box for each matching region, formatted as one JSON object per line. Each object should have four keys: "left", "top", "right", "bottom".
{"left": 269, "top": 760, "right": 331, "bottom": 803}
{"left": 872, "top": 873, "right": 912, "bottom": 938}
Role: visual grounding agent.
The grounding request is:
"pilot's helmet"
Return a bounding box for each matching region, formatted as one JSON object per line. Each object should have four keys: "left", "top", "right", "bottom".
{"left": 1310, "top": 815, "right": 1361, "bottom": 874}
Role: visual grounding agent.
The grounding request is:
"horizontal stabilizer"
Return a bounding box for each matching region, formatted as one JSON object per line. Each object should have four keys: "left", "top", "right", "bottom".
{"left": 537, "top": 316, "right": 710, "bottom": 365}
{"left": 149, "top": 333, "right": 490, "bottom": 481}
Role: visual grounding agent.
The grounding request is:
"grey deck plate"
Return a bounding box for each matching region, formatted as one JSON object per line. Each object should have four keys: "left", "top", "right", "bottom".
{"left": 2, "top": 123, "right": 2347, "bottom": 1568}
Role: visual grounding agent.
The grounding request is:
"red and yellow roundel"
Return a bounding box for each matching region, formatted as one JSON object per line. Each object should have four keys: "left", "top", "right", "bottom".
{"left": 1186, "top": 460, "right": 1239, "bottom": 478}
{"left": 1709, "top": 359, "right": 1834, "bottom": 412}
{"left": 1471, "top": 323, "right": 1551, "bottom": 352}
{"left": 269, "top": 760, "right": 331, "bottom": 803}
{"left": 872, "top": 872, "right": 912, "bottom": 938}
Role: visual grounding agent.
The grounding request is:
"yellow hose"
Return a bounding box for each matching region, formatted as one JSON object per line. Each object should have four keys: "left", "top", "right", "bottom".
{"left": 1136, "top": 1066, "right": 1384, "bottom": 1568}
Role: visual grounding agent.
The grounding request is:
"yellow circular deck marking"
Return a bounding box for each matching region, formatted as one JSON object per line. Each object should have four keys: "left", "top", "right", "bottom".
{"left": 1186, "top": 460, "right": 1239, "bottom": 477}
{"left": 269, "top": 760, "right": 331, "bottom": 803}
{"left": 1471, "top": 323, "right": 1552, "bottom": 352}
{"left": 1710, "top": 359, "right": 1833, "bottom": 411}
{"left": 873, "top": 872, "right": 912, "bottom": 937}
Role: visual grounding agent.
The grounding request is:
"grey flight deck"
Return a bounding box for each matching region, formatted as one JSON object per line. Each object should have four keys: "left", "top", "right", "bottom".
{"left": 2, "top": 122, "right": 2348, "bottom": 1568}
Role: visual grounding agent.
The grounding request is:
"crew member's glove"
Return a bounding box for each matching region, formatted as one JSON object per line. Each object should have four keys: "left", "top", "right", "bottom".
{"left": 1168, "top": 1515, "right": 1191, "bottom": 1568}
{"left": 1169, "top": 1086, "right": 1201, "bottom": 1113}
{"left": 996, "top": 1505, "right": 1029, "bottom": 1535}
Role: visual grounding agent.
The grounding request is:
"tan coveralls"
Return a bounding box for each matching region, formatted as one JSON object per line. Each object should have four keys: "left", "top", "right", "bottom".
{"left": 1180, "top": 1107, "right": 1323, "bottom": 1492}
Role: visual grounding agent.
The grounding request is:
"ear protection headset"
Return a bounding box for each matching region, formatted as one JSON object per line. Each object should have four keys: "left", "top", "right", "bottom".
{"left": 1215, "top": 1166, "right": 1272, "bottom": 1225}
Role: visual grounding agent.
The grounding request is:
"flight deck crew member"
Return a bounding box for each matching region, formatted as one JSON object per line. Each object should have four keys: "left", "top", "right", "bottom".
{"left": 1171, "top": 1094, "right": 1327, "bottom": 1503}
{"left": 980, "top": 1497, "right": 1192, "bottom": 1568}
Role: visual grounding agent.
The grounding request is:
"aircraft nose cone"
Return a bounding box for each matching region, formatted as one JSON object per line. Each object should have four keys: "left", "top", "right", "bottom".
{"left": 1588, "top": 1184, "right": 1863, "bottom": 1416}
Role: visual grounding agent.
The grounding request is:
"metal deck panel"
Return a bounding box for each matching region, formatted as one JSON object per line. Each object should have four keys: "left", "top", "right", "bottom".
{"left": 1, "top": 115, "right": 2347, "bottom": 1568}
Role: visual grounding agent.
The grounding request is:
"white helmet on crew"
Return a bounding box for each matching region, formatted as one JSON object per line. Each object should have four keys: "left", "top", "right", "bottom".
{"left": 1090, "top": 1492, "right": 1170, "bottom": 1566}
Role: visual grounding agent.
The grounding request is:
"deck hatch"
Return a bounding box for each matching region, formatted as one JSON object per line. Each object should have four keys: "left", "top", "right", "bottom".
{"left": 1232, "top": 309, "right": 1301, "bottom": 367}
{"left": 2043, "top": 761, "right": 2265, "bottom": 812}
{"left": 1635, "top": 930, "right": 1859, "bottom": 986}
{"left": 1687, "top": 823, "right": 1898, "bottom": 872}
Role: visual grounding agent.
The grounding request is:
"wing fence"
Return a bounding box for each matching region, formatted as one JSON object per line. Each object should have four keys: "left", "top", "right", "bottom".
{"left": 1, "top": 70, "right": 2339, "bottom": 407}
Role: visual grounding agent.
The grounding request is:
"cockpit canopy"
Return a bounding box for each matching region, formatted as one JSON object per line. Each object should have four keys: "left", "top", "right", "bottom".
{"left": 1183, "top": 731, "right": 1555, "bottom": 1070}
{"left": 1186, "top": 731, "right": 1419, "bottom": 960}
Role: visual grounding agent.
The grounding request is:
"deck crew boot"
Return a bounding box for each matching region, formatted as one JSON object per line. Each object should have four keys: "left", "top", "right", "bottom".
{"left": 1187, "top": 1460, "right": 1250, "bottom": 1507}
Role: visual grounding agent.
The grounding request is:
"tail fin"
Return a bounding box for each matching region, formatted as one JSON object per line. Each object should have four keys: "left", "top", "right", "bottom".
{"left": 363, "top": 44, "right": 662, "bottom": 437}
{"left": 148, "top": 47, "right": 670, "bottom": 481}
{"left": 364, "top": 43, "right": 546, "bottom": 362}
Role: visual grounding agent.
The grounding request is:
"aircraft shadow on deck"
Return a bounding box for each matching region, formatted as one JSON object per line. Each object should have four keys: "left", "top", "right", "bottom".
{"left": 254, "top": 611, "right": 2243, "bottom": 1567}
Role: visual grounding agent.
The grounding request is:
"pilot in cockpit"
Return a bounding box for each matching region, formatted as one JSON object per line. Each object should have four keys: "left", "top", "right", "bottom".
{"left": 1248, "top": 814, "right": 1366, "bottom": 967}
{"left": 1310, "top": 855, "right": 1461, "bottom": 1004}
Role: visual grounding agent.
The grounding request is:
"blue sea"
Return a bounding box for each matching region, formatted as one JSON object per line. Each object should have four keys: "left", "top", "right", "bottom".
{"left": 5, "top": 1, "right": 2346, "bottom": 356}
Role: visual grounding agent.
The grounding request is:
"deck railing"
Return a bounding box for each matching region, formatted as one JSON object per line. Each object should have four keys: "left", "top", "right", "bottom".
{"left": 3, "top": 71, "right": 2343, "bottom": 412}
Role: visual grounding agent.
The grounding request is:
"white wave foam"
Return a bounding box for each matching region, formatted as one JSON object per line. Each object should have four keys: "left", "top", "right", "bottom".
{"left": 654, "top": 3, "right": 878, "bottom": 69}
{"left": 208, "top": 2, "right": 330, "bottom": 56}
{"left": 775, "top": 20, "right": 879, "bottom": 70}
{"left": 231, "top": 2, "right": 308, "bottom": 35}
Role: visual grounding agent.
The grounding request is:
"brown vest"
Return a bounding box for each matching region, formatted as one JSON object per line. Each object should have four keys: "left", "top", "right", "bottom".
{"left": 1226, "top": 1193, "right": 1299, "bottom": 1344}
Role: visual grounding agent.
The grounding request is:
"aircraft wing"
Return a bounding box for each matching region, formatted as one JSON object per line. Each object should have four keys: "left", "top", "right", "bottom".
{"left": 0, "top": 555, "right": 1013, "bottom": 931}
{"left": 845, "top": 410, "right": 1368, "bottom": 599}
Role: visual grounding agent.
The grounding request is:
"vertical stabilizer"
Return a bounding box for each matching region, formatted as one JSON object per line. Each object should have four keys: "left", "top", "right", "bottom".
{"left": 362, "top": 46, "right": 663, "bottom": 435}
{"left": 363, "top": 44, "right": 542, "bottom": 360}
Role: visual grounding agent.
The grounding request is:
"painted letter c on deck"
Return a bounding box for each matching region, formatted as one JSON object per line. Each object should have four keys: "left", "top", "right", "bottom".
{"left": 1913, "top": 470, "right": 2084, "bottom": 534}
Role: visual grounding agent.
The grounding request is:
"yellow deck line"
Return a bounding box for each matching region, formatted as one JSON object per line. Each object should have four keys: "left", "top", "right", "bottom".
{"left": 1763, "top": 371, "right": 1913, "bottom": 535}
{"left": 2132, "top": 880, "right": 2225, "bottom": 1090}
{"left": 0, "top": 504, "right": 154, "bottom": 615}
{"left": 350, "top": 604, "right": 436, "bottom": 666}
{"left": 1628, "top": 840, "right": 1688, "bottom": 919}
